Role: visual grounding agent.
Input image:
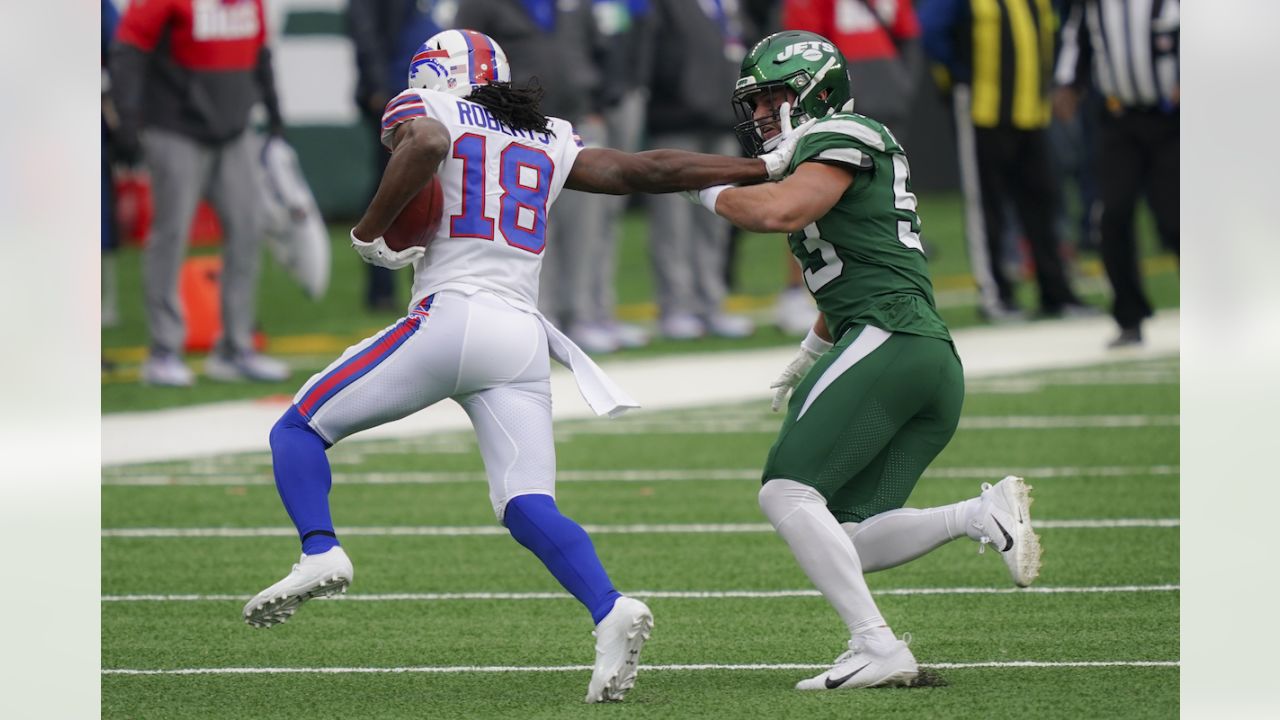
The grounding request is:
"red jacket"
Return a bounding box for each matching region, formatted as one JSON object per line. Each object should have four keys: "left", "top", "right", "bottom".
{"left": 783, "top": 0, "right": 920, "bottom": 61}
{"left": 782, "top": 0, "right": 923, "bottom": 120}
{"left": 111, "top": 0, "right": 281, "bottom": 144}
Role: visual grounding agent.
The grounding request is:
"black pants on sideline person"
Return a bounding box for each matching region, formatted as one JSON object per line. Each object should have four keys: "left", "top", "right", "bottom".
{"left": 975, "top": 126, "right": 1083, "bottom": 314}
{"left": 1098, "top": 109, "right": 1180, "bottom": 333}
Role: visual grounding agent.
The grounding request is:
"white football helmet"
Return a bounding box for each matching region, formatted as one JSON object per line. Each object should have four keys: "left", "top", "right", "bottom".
{"left": 408, "top": 29, "right": 511, "bottom": 98}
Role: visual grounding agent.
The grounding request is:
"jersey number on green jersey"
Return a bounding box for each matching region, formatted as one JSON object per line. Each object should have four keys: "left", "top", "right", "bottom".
{"left": 892, "top": 155, "right": 923, "bottom": 253}
{"left": 799, "top": 155, "right": 923, "bottom": 293}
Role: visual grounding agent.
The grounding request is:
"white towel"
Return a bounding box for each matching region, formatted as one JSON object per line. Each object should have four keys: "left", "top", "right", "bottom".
{"left": 538, "top": 315, "right": 640, "bottom": 418}
{"left": 415, "top": 285, "right": 641, "bottom": 418}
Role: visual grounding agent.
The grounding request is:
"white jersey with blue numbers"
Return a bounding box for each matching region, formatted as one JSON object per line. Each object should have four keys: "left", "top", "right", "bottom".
{"left": 380, "top": 88, "right": 584, "bottom": 312}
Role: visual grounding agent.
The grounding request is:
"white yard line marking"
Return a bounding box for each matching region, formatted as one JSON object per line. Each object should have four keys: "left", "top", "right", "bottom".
{"left": 546, "top": 415, "right": 1179, "bottom": 435}
{"left": 101, "top": 518, "right": 1179, "bottom": 538}
{"left": 958, "top": 415, "right": 1179, "bottom": 429}
{"left": 102, "top": 660, "right": 1179, "bottom": 676}
{"left": 101, "top": 464, "right": 1180, "bottom": 486}
{"left": 967, "top": 370, "right": 1178, "bottom": 393}
{"left": 101, "top": 584, "right": 1179, "bottom": 602}
{"left": 925, "top": 465, "right": 1179, "bottom": 479}
{"left": 102, "top": 468, "right": 762, "bottom": 485}
{"left": 1036, "top": 518, "right": 1181, "bottom": 528}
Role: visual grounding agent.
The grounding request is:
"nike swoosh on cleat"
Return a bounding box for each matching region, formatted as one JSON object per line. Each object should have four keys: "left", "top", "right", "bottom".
{"left": 825, "top": 662, "right": 872, "bottom": 689}
{"left": 992, "top": 516, "right": 1015, "bottom": 552}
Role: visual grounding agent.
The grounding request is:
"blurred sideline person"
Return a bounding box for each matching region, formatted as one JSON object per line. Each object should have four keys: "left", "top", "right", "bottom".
{"left": 645, "top": 0, "right": 756, "bottom": 340}
{"left": 242, "top": 29, "right": 809, "bottom": 703}
{"left": 686, "top": 30, "right": 1042, "bottom": 690}
{"left": 1047, "top": 0, "right": 1102, "bottom": 256}
{"left": 1047, "top": 86, "right": 1103, "bottom": 252}
{"left": 110, "top": 0, "right": 289, "bottom": 385}
{"left": 1054, "top": 0, "right": 1179, "bottom": 347}
{"left": 102, "top": 0, "right": 122, "bottom": 331}
{"left": 775, "top": 0, "right": 925, "bottom": 335}
{"left": 346, "top": 0, "right": 441, "bottom": 312}
{"left": 921, "top": 0, "right": 1093, "bottom": 322}
{"left": 573, "top": 0, "right": 657, "bottom": 352}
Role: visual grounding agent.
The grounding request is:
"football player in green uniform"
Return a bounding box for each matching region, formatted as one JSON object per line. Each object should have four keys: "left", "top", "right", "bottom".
{"left": 687, "top": 30, "right": 1043, "bottom": 691}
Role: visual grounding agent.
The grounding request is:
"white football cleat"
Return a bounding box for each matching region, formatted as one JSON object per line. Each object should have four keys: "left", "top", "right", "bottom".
{"left": 795, "top": 634, "right": 918, "bottom": 690}
{"left": 569, "top": 322, "right": 621, "bottom": 355}
{"left": 584, "top": 597, "right": 654, "bottom": 703}
{"left": 704, "top": 312, "right": 755, "bottom": 339}
{"left": 141, "top": 353, "right": 196, "bottom": 387}
{"left": 658, "top": 312, "right": 705, "bottom": 341}
{"left": 608, "top": 322, "right": 651, "bottom": 349}
{"left": 971, "top": 475, "right": 1042, "bottom": 587}
{"left": 243, "top": 546, "right": 353, "bottom": 628}
{"left": 774, "top": 286, "right": 818, "bottom": 336}
{"left": 206, "top": 351, "right": 290, "bottom": 383}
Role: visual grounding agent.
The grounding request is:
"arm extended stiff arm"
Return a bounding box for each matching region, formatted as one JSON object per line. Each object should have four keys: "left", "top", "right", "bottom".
{"left": 564, "top": 147, "right": 769, "bottom": 195}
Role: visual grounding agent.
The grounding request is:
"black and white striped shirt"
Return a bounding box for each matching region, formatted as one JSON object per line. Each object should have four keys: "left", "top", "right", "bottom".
{"left": 1055, "top": 0, "right": 1180, "bottom": 110}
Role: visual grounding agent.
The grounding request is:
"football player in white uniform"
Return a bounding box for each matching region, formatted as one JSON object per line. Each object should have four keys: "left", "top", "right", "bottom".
{"left": 243, "top": 29, "right": 809, "bottom": 703}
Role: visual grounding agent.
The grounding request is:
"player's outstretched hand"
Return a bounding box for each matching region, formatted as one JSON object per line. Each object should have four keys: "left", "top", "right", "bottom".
{"left": 350, "top": 229, "right": 425, "bottom": 270}
{"left": 769, "top": 329, "right": 833, "bottom": 412}
{"left": 760, "top": 102, "right": 819, "bottom": 181}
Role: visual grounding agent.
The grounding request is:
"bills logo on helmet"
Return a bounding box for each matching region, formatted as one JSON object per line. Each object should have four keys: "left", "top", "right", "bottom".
{"left": 775, "top": 41, "right": 836, "bottom": 62}
{"left": 409, "top": 48, "right": 450, "bottom": 83}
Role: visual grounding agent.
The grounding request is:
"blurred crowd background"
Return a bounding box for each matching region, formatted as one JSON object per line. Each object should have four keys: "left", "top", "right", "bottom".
{"left": 100, "top": 0, "right": 1179, "bottom": 391}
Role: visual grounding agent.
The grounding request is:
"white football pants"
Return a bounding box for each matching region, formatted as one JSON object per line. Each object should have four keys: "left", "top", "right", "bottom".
{"left": 293, "top": 289, "right": 556, "bottom": 519}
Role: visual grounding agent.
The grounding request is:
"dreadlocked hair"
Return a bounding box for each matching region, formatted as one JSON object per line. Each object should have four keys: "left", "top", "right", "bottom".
{"left": 467, "top": 80, "right": 554, "bottom": 135}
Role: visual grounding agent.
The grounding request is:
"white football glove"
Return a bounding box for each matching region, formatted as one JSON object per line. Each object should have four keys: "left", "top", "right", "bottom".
{"left": 770, "top": 328, "right": 833, "bottom": 412}
{"left": 759, "top": 102, "right": 819, "bottom": 181}
{"left": 350, "top": 229, "right": 425, "bottom": 270}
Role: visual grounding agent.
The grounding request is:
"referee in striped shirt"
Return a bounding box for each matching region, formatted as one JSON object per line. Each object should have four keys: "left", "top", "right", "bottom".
{"left": 1054, "top": 0, "right": 1179, "bottom": 347}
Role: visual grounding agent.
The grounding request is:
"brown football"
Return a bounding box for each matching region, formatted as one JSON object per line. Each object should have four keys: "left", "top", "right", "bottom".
{"left": 384, "top": 177, "right": 445, "bottom": 251}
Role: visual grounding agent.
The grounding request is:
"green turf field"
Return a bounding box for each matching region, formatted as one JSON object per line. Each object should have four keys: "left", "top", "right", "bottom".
{"left": 101, "top": 356, "right": 1179, "bottom": 718}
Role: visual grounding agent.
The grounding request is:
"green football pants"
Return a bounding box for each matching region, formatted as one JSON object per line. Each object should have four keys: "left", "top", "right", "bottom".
{"left": 762, "top": 325, "right": 965, "bottom": 524}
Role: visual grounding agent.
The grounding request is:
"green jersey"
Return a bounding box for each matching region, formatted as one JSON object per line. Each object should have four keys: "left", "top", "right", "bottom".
{"left": 785, "top": 113, "right": 951, "bottom": 344}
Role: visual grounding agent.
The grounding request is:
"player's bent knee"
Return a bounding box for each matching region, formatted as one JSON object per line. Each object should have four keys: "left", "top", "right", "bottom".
{"left": 502, "top": 493, "right": 576, "bottom": 550}
{"left": 494, "top": 490, "right": 556, "bottom": 526}
{"left": 270, "top": 406, "right": 325, "bottom": 449}
{"left": 759, "top": 478, "right": 825, "bottom": 528}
